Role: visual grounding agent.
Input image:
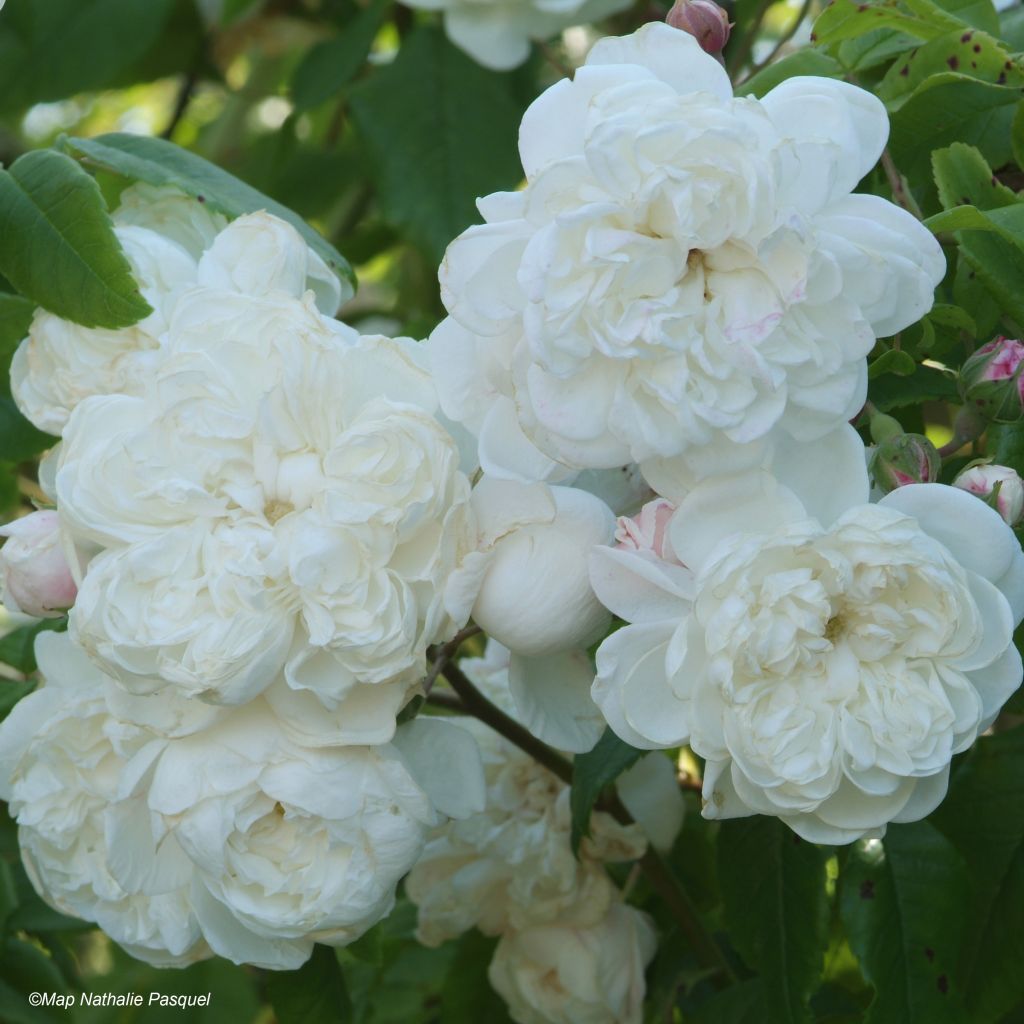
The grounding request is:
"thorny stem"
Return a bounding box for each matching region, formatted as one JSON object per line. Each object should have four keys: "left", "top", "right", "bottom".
{"left": 430, "top": 640, "right": 734, "bottom": 983}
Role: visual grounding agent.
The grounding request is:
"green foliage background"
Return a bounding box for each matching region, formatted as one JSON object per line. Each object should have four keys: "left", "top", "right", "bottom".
{"left": 3, "top": 0, "right": 1024, "bottom": 1021}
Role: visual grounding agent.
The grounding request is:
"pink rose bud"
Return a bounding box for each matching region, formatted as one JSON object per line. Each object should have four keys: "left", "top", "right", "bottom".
{"left": 953, "top": 464, "right": 1024, "bottom": 526}
{"left": 615, "top": 498, "right": 678, "bottom": 562}
{"left": 666, "top": 0, "right": 732, "bottom": 55}
{"left": 0, "top": 510, "right": 77, "bottom": 618}
{"left": 869, "top": 434, "right": 941, "bottom": 494}
{"left": 959, "top": 337, "right": 1024, "bottom": 423}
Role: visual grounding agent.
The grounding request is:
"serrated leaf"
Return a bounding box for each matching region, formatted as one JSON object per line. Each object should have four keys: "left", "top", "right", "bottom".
{"left": 349, "top": 27, "right": 523, "bottom": 264}
{"left": 840, "top": 822, "right": 969, "bottom": 1024}
{"left": 889, "top": 76, "right": 1020, "bottom": 191}
{"left": 880, "top": 30, "right": 1024, "bottom": 111}
{"left": 736, "top": 51, "right": 842, "bottom": 97}
{"left": 717, "top": 817, "right": 829, "bottom": 1024}
{"left": 569, "top": 727, "right": 643, "bottom": 856}
{"left": 266, "top": 944, "right": 351, "bottom": 1024}
{"left": 933, "top": 143, "right": 1019, "bottom": 211}
{"left": 812, "top": 0, "right": 958, "bottom": 49}
{"left": 930, "top": 729, "right": 1024, "bottom": 1022}
{"left": 291, "top": 0, "right": 388, "bottom": 110}
{"left": 60, "top": 134, "right": 356, "bottom": 303}
{"left": 0, "top": 150, "right": 151, "bottom": 329}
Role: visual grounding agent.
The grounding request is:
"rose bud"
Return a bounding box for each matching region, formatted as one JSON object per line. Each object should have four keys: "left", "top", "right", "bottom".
{"left": 665, "top": 0, "right": 732, "bottom": 55}
{"left": 953, "top": 463, "right": 1024, "bottom": 526}
{"left": 959, "top": 337, "right": 1024, "bottom": 423}
{"left": 869, "top": 433, "right": 941, "bottom": 493}
{"left": 0, "top": 510, "right": 77, "bottom": 618}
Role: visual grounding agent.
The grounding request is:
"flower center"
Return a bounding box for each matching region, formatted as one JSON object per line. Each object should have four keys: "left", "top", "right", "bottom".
{"left": 264, "top": 498, "right": 294, "bottom": 524}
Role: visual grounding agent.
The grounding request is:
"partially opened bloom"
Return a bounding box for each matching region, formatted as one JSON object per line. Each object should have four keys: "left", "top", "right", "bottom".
{"left": 591, "top": 464, "right": 1024, "bottom": 842}
{"left": 488, "top": 903, "right": 657, "bottom": 1024}
{"left": 431, "top": 22, "right": 944, "bottom": 482}
{"left": 0, "top": 510, "right": 77, "bottom": 617}
{"left": 954, "top": 463, "right": 1024, "bottom": 526}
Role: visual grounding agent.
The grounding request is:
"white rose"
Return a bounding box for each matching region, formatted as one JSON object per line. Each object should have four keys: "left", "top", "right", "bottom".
{"left": 112, "top": 183, "right": 228, "bottom": 259}
{"left": 0, "top": 510, "right": 77, "bottom": 617}
{"left": 10, "top": 225, "right": 197, "bottom": 435}
{"left": 591, "top": 473, "right": 1024, "bottom": 842}
{"left": 432, "top": 23, "right": 944, "bottom": 480}
{"left": 488, "top": 902, "right": 657, "bottom": 1024}
{"left": 57, "top": 307, "right": 475, "bottom": 726}
{"left": 408, "top": 642, "right": 679, "bottom": 945}
{"left": 954, "top": 463, "right": 1024, "bottom": 526}
{"left": 143, "top": 699, "right": 462, "bottom": 968}
{"left": 0, "top": 633, "right": 215, "bottom": 967}
{"left": 399, "top": 0, "right": 631, "bottom": 70}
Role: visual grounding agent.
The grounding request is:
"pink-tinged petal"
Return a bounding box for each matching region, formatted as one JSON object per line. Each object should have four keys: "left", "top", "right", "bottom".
{"left": 589, "top": 544, "right": 693, "bottom": 624}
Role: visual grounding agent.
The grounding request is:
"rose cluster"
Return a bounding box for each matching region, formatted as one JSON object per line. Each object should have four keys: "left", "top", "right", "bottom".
{"left": 430, "top": 22, "right": 1024, "bottom": 845}
{"left": 407, "top": 643, "right": 684, "bottom": 1024}
{"left": 0, "top": 186, "right": 488, "bottom": 968}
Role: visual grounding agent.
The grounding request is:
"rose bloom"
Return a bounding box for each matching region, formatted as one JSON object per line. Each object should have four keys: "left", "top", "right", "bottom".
{"left": 0, "top": 510, "right": 77, "bottom": 617}
{"left": 398, "top": 0, "right": 630, "bottom": 70}
{"left": 0, "top": 633, "right": 484, "bottom": 970}
{"left": 10, "top": 189, "right": 345, "bottom": 436}
{"left": 954, "top": 463, "right": 1024, "bottom": 526}
{"left": 0, "top": 632, "right": 217, "bottom": 966}
{"left": 55, "top": 216, "right": 476, "bottom": 730}
{"left": 407, "top": 642, "right": 681, "bottom": 944}
{"left": 590, "top": 457, "right": 1024, "bottom": 842}
{"left": 430, "top": 23, "right": 944, "bottom": 483}
{"left": 488, "top": 902, "right": 657, "bottom": 1024}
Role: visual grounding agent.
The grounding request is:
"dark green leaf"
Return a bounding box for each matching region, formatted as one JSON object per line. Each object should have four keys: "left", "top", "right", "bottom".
{"left": 868, "top": 364, "right": 959, "bottom": 410}
{"left": 736, "top": 51, "right": 842, "bottom": 97}
{"left": 812, "top": 0, "right": 958, "bottom": 49}
{"left": 569, "top": 727, "right": 643, "bottom": 856}
{"left": 0, "top": 620, "right": 63, "bottom": 676}
{"left": 690, "top": 979, "right": 768, "bottom": 1024}
{"left": 0, "top": 679, "right": 34, "bottom": 723}
{"left": 349, "top": 27, "right": 523, "bottom": 264}
{"left": 840, "top": 822, "right": 970, "bottom": 1024}
{"left": 717, "top": 817, "right": 829, "bottom": 1024}
{"left": 266, "top": 944, "right": 352, "bottom": 1024}
{"left": 440, "top": 933, "right": 511, "bottom": 1023}
{"left": 291, "top": 0, "right": 389, "bottom": 109}
{"left": 0, "top": 0, "right": 177, "bottom": 115}
{"left": 930, "top": 729, "right": 1024, "bottom": 1023}
{"left": 933, "top": 143, "right": 1019, "bottom": 211}
{"left": 868, "top": 348, "right": 917, "bottom": 379}
{"left": 0, "top": 150, "right": 151, "bottom": 329}
{"left": 989, "top": 423, "right": 1024, "bottom": 476}
{"left": 60, "top": 134, "right": 356, "bottom": 302}
{"left": 889, "top": 77, "right": 1020, "bottom": 192}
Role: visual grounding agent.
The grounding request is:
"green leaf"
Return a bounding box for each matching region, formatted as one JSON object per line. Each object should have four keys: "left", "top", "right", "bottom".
{"left": 291, "top": 0, "right": 389, "bottom": 110}
{"left": 266, "top": 944, "right": 352, "bottom": 1024}
{"left": 60, "top": 134, "right": 356, "bottom": 303}
{"left": 879, "top": 30, "right": 1024, "bottom": 111}
{"left": 0, "top": 861, "right": 16, "bottom": 933}
{"left": 0, "top": 294, "right": 34, "bottom": 381}
{"left": 349, "top": 27, "right": 524, "bottom": 264}
{"left": 930, "top": 729, "right": 1024, "bottom": 1022}
{"left": 0, "top": 937, "right": 70, "bottom": 997}
{"left": 812, "top": 0, "right": 959, "bottom": 49}
{"left": 840, "top": 822, "right": 970, "bottom": 1024}
{"left": 440, "top": 933, "right": 511, "bottom": 1024}
{"left": 0, "top": 620, "right": 63, "bottom": 676}
{"left": 690, "top": 979, "right": 769, "bottom": 1023}
{"left": 989, "top": 423, "right": 1024, "bottom": 476}
{"left": 736, "top": 51, "right": 842, "bottom": 97}
{"left": 932, "top": 143, "right": 1019, "bottom": 211}
{"left": 888, "top": 76, "right": 1021, "bottom": 192}
{"left": 0, "top": 150, "right": 151, "bottom": 329}
{"left": 1013, "top": 101, "right": 1024, "bottom": 171}
{"left": 0, "top": 0, "right": 177, "bottom": 115}
{"left": 868, "top": 348, "right": 917, "bottom": 379}
{"left": 925, "top": 203, "right": 1024, "bottom": 324}
{"left": 0, "top": 293, "right": 53, "bottom": 461}
{"left": 868, "top": 363, "right": 959, "bottom": 410}
{"left": 717, "top": 817, "right": 829, "bottom": 1024}
{"left": 569, "top": 727, "right": 643, "bottom": 856}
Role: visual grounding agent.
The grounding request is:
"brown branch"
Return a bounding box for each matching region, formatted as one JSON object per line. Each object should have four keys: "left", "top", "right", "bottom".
{"left": 162, "top": 72, "right": 199, "bottom": 141}
{"left": 881, "top": 150, "right": 924, "bottom": 220}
